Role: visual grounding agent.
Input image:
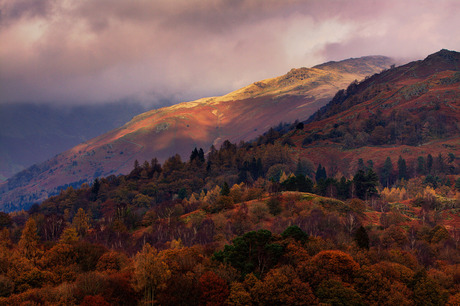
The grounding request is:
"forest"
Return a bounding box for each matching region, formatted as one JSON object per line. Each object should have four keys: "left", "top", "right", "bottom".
{"left": 0, "top": 134, "right": 459, "bottom": 305}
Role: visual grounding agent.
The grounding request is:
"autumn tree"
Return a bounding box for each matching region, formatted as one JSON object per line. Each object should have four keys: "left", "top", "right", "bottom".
{"left": 227, "top": 282, "right": 252, "bottom": 305}
{"left": 199, "top": 271, "right": 229, "bottom": 306}
{"left": 19, "top": 218, "right": 40, "bottom": 261}
{"left": 134, "top": 244, "right": 171, "bottom": 305}
{"left": 316, "top": 279, "right": 364, "bottom": 306}
{"left": 59, "top": 227, "right": 79, "bottom": 244}
{"left": 252, "top": 266, "right": 317, "bottom": 305}
{"left": 72, "top": 208, "right": 90, "bottom": 237}
{"left": 307, "top": 250, "right": 360, "bottom": 286}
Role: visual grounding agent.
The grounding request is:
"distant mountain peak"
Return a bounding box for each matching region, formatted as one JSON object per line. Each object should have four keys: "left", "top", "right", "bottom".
{"left": 423, "top": 48, "right": 460, "bottom": 65}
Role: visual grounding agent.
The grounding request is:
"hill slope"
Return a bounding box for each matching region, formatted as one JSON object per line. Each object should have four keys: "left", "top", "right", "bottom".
{"left": 286, "top": 49, "right": 460, "bottom": 177}
{"left": 0, "top": 56, "right": 393, "bottom": 212}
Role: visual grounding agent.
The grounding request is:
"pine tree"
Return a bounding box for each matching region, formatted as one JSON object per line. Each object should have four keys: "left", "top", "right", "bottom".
{"left": 398, "top": 156, "right": 407, "bottom": 180}
{"left": 427, "top": 154, "right": 433, "bottom": 174}
{"left": 416, "top": 156, "right": 426, "bottom": 175}
{"left": 354, "top": 226, "right": 369, "bottom": 249}
{"left": 357, "top": 158, "right": 366, "bottom": 171}
{"left": 190, "top": 148, "right": 199, "bottom": 162}
{"left": 90, "top": 178, "right": 100, "bottom": 201}
{"left": 315, "top": 164, "right": 327, "bottom": 182}
{"left": 198, "top": 148, "right": 205, "bottom": 163}
{"left": 380, "top": 157, "right": 393, "bottom": 187}
{"left": 221, "top": 182, "right": 230, "bottom": 196}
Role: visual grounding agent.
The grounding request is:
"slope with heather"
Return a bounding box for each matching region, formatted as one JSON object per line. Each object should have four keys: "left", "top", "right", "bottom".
{"left": 283, "top": 49, "right": 460, "bottom": 178}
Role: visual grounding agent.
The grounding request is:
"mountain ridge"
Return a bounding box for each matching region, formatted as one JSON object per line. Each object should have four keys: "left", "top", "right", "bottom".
{"left": 0, "top": 55, "right": 395, "bottom": 211}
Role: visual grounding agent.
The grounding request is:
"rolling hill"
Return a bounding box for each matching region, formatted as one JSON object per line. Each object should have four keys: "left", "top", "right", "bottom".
{"left": 0, "top": 56, "right": 393, "bottom": 212}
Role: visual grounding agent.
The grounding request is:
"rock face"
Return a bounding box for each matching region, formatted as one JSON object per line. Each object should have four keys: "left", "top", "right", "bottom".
{"left": 0, "top": 55, "right": 393, "bottom": 211}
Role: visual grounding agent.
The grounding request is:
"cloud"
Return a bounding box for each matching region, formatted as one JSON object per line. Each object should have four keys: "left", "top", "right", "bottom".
{"left": 1, "top": 0, "right": 460, "bottom": 106}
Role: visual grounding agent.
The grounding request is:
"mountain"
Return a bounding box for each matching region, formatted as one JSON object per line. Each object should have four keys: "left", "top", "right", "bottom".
{"left": 283, "top": 49, "right": 460, "bottom": 177}
{"left": 0, "top": 102, "right": 148, "bottom": 181}
{"left": 0, "top": 56, "right": 393, "bottom": 212}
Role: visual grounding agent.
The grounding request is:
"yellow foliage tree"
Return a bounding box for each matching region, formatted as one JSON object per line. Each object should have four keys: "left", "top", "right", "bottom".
{"left": 134, "top": 244, "right": 171, "bottom": 305}
{"left": 72, "top": 208, "right": 90, "bottom": 237}
{"left": 59, "top": 227, "right": 79, "bottom": 244}
{"left": 18, "top": 218, "right": 40, "bottom": 261}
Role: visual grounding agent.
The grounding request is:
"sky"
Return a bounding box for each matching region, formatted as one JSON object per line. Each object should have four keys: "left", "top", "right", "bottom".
{"left": 1, "top": 0, "right": 460, "bottom": 107}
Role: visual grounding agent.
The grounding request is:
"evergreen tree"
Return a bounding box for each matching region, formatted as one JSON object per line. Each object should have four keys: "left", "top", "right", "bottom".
{"left": 365, "top": 169, "right": 379, "bottom": 199}
{"left": 337, "top": 177, "right": 351, "bottom": 200}
{"left": 398, "top": 156, "right": 407, "bottom": 180}
{"left": 130, "top": 159, "right": 142, "bottom": 178}
{"left": 380, "top": 157, "right": 393, "bottom": 187}
{"left": 357, "top": 158, "right": 366, "bottom": 171}
{"left": 427, "top": 154, "right": 433, "bottom": 174}
{"left": 436, "top": 153, "right": 445, "bottom": 174}
{"left": 190, "top": 148, "right": 199, "bottom": 162}
{"left": 295, "top": 158, "right": 311, "bottom": 177}
{"left": 353, "top": 169, "right": 379, "bottom": 200}
{"left": 90, "top": 178, "right": 100, "bottom": 201}
{"left": 198, "top": 148, "right": 205, "bottom": 163}
{"left": 416, "top": 156, "right": 426, "bottom": 175}
{"left": 221, "top": 182, "right": 230, "bottom": 196}
{"left": 315, "top": 164, "right": 327, "bottom": 182}
{"left": 149, "top": 158, "right": 162, "bottom": 178}
{"left": 366, "top": 160, "right": 374, "bottom": 170}
{"left": 353, "top": 170, "right": 367, "bottom": 200}
{"left": 354, "top": 226, "right": 369, "bottom": 249}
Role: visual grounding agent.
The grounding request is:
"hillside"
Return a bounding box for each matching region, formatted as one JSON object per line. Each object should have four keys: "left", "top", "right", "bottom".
{"left": 0, "top": 56, "right": 393, "bottom": 212}
{"left": 0, "top": 147, "right": 458, "bottom": 304}
{"left": 282, "top": 49, "right": 460, "bottom": 179}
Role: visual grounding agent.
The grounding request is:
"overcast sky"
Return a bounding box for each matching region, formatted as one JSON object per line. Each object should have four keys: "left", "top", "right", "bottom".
{"left": 1, "top": 0, "right": 460, "bottom": 106}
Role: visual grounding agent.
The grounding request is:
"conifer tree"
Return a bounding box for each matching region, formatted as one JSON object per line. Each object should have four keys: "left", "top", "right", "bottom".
{"left": 354, "top": 226, "right": 369, "bottom": 249}
{"left": 380, "top": 157, "right": 393, "bottom": 187}
{"left": 221, "top": 182, "right": 230, "bottom": 196}
{"left": 427, "top": 154, "right": 433, "bottom": 174}
{"left": 398, "top": 156, "right": 407, "bottom": 180}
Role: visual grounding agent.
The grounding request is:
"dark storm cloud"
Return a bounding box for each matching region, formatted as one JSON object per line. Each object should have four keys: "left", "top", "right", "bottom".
{"left": 1, "top": 0, "right": 459, "bottom": 105}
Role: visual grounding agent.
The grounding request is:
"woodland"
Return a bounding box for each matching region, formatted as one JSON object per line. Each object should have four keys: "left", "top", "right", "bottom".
{"left": 0, "top": 133, "right": 459, "bottom": 305}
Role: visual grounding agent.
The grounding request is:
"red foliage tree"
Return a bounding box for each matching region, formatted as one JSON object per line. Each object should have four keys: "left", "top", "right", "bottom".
{"left": 199, "top": 271, "right": 229, "bottom": 306}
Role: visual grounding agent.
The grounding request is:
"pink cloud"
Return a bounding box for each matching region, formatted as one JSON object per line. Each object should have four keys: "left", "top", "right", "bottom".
{"left": 1, "top": 0, "right": 459, "bottom": 105}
